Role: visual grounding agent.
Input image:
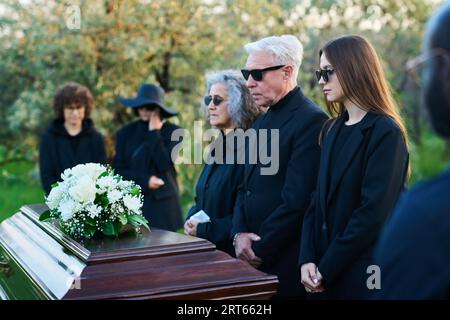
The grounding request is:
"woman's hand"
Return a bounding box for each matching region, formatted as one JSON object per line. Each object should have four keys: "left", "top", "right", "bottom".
{"left": 148, "top": 175, "right": 164, "bottom": 190}
{"left": 300, "top": 263, "right": 325, "bottom": 293}
{"left": 148, "top": 109, "right": 163, "bottom": 131}
{"left": 184, "top": 219, "right": 199, "bottom": 236}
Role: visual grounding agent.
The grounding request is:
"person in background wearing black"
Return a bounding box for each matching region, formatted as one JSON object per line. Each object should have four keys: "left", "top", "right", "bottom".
{"left": 39, "top": 82, "right": 106, "bottom": 194}
{"left": 184, "top": 70, "right": 261, "bottom": 256}
{"left": 374, "top": 3, "right": 450, "bottom": 299}
{"left": 299, "top": 35, "right": 410, "bottom": 299}
{"left": 114, "top": 83, "right": 183, "bottom": 232}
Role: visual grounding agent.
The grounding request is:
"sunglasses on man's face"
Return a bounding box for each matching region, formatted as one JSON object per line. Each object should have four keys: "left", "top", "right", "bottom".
{"left": 315, "top": 69, "right": 335, "bottom": 82}
{"left": 241, "top": 65, "right": 285, "bottom": 81}
{"left": 204, "top": 95, "right": 225, "bottom": 106}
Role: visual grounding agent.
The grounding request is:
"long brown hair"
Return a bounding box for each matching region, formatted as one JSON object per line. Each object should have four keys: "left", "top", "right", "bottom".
{"left": 319, "top": 35, "right": 409, "bottom": 157}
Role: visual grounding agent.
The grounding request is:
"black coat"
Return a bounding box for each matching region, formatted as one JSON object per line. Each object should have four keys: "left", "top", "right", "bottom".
{"left": 113, "top": 120, "right": 183, "bottom": 232}
{"left": 299, "top": 112, "right": 409, "bottom": 299}
{"left": 186, "top": 132, "right": 244, "bottom": 256}
{"left": 39, "top": 118, "right": 106, "bottom": 194}
{"left": 373, "top": 168, "right": 450, "bottom": 299}
{"left": 231, "top": 87, "right": 328, "bottom": 297}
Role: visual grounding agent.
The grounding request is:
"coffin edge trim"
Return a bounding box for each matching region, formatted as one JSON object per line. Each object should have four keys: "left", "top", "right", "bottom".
{"left": 21, "top": 205, "right": 90, "bottom": 262}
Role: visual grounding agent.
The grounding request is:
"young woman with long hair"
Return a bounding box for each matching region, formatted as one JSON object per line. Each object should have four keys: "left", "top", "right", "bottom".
{"left": 299, "top": 35, "right": 410, "bottom": 299}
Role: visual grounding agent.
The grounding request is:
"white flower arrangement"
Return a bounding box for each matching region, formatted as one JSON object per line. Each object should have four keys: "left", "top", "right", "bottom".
{"left": 40, "top": 163, "right": 149, "bottom": 241}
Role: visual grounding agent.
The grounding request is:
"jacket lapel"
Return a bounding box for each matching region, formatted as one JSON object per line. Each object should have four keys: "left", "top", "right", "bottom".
{"left": 244, "top": 114, "right": 265, "bottom": 182}
{"left": 244, "top": 97, "right": 297, "bottom": 183}
{"left": 326, "top": 125, "right": 364, "bottom": 205}
{"left": 325, "top": 112, "right": 381, "bottom": 206}
{"left": 318, "top": 115, "right": 343, "bottom": 216}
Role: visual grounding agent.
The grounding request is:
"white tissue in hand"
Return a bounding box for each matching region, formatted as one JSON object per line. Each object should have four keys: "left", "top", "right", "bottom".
{"left": 189, "top": 210, "right": 211, "bottom": 223}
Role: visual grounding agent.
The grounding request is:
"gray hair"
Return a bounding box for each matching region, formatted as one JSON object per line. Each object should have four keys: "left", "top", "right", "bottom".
{"left": 203, "top": 70, "right": 261, "bottom": 130}
{"left": 244, "top": 35, "right": 304, "bottom": 81}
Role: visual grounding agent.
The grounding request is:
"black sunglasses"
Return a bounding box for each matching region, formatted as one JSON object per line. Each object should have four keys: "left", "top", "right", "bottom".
{"left": 204, "top": 95, "right": 225, "bottom": 106}
{"left": 241, "top": 65, "right": 285, "bottom": 81}
{"left": 137, "top": 105, "right": 157, "bottom": 111}
{"left": 315, "top": 69, "right": 335, "bottom": 82}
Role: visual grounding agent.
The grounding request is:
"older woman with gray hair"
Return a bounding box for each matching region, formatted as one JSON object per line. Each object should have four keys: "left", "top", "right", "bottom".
{"left": 184, "top": 70, "right": 261, "bottom": 255}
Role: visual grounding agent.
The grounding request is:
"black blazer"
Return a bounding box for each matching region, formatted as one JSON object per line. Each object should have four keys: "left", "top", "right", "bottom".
{"left": 374, "top": 168, "right": 450, "bottom": 299}
{"left": 39, "top": 118, "right": 106, "bottom": 194}
{"left": 231, "top": 87, "right": 328, "bottom": 297}
{"left": 186, "top": 133, "right": 244, "bottom": 256}
{"left": 113, "top": 120, "right": 183, "bottom": 231}
{"left": 299, "top": 112, "right": 409, "bottom": 299}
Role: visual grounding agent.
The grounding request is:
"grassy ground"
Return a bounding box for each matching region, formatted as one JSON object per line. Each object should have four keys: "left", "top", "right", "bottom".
{"left": 0, "top": 162, "right": 45, "bottom": 222}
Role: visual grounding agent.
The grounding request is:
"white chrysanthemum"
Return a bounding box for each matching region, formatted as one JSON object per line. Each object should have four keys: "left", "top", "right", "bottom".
{"left": 61, "top": 168, "right": 73, "bottom": 181}
{"left": 87, "top": 204, "right": 102, "bottom": 218}
{"left": 69, "top": 175, "right": 97, "bottom": 204}
{"left": 46, "top": 185, "right": 64, "bottom": 210}
{"left": 123, "top": 195, "right": 142, "bottom": 214}
{"left": 97, "top": 175, "right": 117, "bottom": 192}
{"left": 59, "top": 200, "right": 77, "bottom": 222}
{"left": 107, "top": 189, "right": 122, "bottom": 204}
{"left": 118, "top": 180, "right": 133, "bottom": 190}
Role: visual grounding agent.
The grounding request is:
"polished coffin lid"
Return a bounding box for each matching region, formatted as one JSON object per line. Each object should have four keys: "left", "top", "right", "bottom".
{"left": 0, "top": 204, "right": 278, "bottom": 300}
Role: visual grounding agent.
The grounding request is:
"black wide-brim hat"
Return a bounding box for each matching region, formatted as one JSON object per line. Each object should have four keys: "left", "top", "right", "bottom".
{"left": 119, "top": 83, "right": 178, "bottom": 118}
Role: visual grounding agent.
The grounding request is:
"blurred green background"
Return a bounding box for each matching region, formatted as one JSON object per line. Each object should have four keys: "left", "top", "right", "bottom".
{"left": 1, "top": 0, "right": 449, "bottom": 223}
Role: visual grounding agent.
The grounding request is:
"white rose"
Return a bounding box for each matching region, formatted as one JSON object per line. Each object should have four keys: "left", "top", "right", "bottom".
{"left": 69, "top": 164, "right": 86, "bottom": 178}
{"left": 107, "top": 189, "right": 122, "bottom": 204}
{"left": 69, "top": 175, "right": 97, "bottom": 204}
{"left": 46, "top": 186, "right": 64, "bottom": 210}
{"left": 83, "top": 163, "right": 106, "bottom": 181}
{"left": 70, "top": 163, "right": 105, "bottom": 181}
{"left": 59, "top": 199, "right": 77, "bottom": 222}
{"left": 123, "top": 195, "right": 142, "bottom": 214}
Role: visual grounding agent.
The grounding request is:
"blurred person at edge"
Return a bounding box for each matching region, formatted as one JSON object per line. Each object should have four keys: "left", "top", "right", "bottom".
{"left": 374, "top": 3, "right": 450, "bottom": 300}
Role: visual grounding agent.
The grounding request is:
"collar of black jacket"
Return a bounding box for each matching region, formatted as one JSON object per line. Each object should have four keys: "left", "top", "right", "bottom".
{"left": 337, "top": 110, "right": 381, "bottom": 131}
{"left": 50, "top": 118, "right": 95, "bottom": 137}
{"left": 267, "top": 86, "right": 301, "bottom": 112}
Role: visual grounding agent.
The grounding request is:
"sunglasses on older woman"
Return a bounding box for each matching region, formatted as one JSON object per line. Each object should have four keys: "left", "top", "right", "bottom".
{"left": 204, "top": 95, "right": 225, "bottom": 106}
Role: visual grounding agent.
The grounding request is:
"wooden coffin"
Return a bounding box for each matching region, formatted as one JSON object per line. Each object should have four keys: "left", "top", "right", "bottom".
{"left": 0, "top": 204, "right": 278, "bottom": 300}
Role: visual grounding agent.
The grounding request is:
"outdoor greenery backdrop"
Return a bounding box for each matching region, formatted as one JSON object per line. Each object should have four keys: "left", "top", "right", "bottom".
{"left": 1, "top": 0, "right": 449, "bottom": 223}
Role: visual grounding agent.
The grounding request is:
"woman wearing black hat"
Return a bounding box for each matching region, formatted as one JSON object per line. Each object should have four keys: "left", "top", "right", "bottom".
{"left": 39, "top": 82, "right": 106, "bottom": 195}
{"left": 113, "top": 84, "right": 183, "bottom": 231}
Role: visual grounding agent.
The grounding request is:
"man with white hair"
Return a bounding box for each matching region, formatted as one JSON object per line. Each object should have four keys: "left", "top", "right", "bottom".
{"left": 231, "top": 35, "right": 328, "bottom": 297}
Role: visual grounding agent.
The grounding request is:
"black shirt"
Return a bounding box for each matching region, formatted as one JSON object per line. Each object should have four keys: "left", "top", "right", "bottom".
{"left": 329, "top": 122, "right": 358, "bottom": 172}
{"left": 39, "top": 118, "right": 106, "bottom": 194}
